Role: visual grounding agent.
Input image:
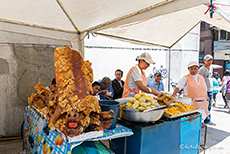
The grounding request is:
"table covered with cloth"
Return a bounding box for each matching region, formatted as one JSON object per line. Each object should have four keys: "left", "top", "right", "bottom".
{"left": 23, "top": 106, "right": 133, "bottom": 154}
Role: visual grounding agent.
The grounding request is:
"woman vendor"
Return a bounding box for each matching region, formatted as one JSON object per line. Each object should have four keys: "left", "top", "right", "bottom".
{"left": 122, "top": 52, "right": 160, "bottom": 98}
{"left": 171, "top": 61, "right": 209, "bottom": 120}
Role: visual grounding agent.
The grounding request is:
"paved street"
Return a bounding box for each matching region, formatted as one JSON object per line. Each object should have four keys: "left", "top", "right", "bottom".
{"left": 200, "top": 93, "right": 230, "bottom": 154}
{"left": 0, "top": 93, "right": 230, "bottom": 154}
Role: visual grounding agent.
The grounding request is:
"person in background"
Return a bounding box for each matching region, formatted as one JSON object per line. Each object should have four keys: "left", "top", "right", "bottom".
{"left": 171, "top": 61, "right": 209, "bottom": 122}
{"left": 219, "top": 70, "right": 230, "bottom": 109}
{"left": 98, "top": 77, "right": 114, "bottom": 100}
{"left": 147, "top": 72, "right": 164, "bottom": 92}
{"left": 220, "top": 70, "right": 230, "bottom": 114}
{"left": 92, "top": 81, "right": 101, "bottom": 96}
{"left": 52, "top": 78, "right": 56, "bottom": 85}
{"left": 198, "top": 54, "right": 216, "bottom": 125}
{"left": 122, "top": 52, "right": 160, "bottom": 98}
{"left": 112, "top": 69, "right": 125, "bottom": 99}
{"left": 212, "top": 72, "right": 221, "bottom": 107}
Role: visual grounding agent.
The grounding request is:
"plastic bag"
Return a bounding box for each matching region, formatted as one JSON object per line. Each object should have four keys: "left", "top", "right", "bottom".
{"left": 220, "top": 85, "right": 226, "bottom": 95}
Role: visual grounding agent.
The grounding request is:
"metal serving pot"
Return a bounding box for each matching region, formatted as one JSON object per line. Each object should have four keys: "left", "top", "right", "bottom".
{"left": 122, "top": 107, "right": 166, "bottom": 123}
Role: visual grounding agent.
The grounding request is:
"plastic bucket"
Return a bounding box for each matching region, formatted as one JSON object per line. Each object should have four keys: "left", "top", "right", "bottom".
{"left": 99, "top": 100, "right": 120, "bottom": 129}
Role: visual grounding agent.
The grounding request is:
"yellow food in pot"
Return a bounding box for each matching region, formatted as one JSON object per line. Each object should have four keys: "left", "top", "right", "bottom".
{"left": 126, "top": 93, "right": 159, "bottom": 111}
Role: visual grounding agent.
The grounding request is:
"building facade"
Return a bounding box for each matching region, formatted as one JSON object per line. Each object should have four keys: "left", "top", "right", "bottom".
{"left": 200, "top": 21, "right": 230, "bottom": 78}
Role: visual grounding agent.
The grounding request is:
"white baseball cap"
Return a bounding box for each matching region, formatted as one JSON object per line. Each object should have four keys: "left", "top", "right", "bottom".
{"left": 187, "top": 61, "right": 199, "bottom": 68}
{"left": 204, "top": 54, "right": 213, "bottom": 61}
{"left": 136, "top": 52, "right": 155, "bottom": 64}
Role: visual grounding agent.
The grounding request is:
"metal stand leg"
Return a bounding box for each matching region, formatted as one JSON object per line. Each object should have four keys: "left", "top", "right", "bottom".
{"left": 124, "top": 137, "right": 127, "bottom": 154}
{"left": 108, "top": 139, "right": 111, "bottom": 149}
{"left": 200, "top": 124, "right": 207, "bottom": 154}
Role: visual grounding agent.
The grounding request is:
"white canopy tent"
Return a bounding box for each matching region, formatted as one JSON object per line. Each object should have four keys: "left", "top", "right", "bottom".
{"left": 0, "top": 0, "right": 229, "bottom": 91}
{"left": 1, "top": 0, "right": 230, "bottom": 137}
{"left": 0, "top": 0, "right": 211, "bottom": 56}
{"left": 92, "top": 0, "right": 230, "bottom": 90}
{"left": 97, "top": 2, "right": 230, "bottom": 49}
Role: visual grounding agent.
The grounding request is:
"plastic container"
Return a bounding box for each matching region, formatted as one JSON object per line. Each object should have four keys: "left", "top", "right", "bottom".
{"left": 99, "top": 100, "right": 120, "bottom": 129}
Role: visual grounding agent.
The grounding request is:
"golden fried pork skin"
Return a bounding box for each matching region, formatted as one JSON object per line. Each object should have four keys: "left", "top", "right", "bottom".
{"left": 28, "top": 46, "right": 117, "bottom": 137}
{"left": 54, "top": 46, "right": 93, "bottom": 100}
{"left": 61, "top": 110, "right": 85, "bottom": 137}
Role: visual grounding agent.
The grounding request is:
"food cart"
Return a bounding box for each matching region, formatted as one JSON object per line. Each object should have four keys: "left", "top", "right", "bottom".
{"left": 110, "top": 95, "right": 202, "bottom": 154}
{"left": 23, "top": 47, "right": 202, "bottom": 154}
{"left": 22, "top": 106, "right": 133, "bottom": 154}
{"left": 23, "top": 94, "right": 202, "bottom": 154}
{"left": 23, "top": 96, "right": 202, "bottom": 154}
{"left": 111, "top": 114, "right": 201, "bottom": 154}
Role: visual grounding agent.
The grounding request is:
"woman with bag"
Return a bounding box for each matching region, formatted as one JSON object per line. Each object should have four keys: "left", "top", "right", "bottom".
{"left": 220, "top": 70, "right": 230, "bottom": 113}
{"left": 219, "top": 70, "right": 230, "bottom": 109}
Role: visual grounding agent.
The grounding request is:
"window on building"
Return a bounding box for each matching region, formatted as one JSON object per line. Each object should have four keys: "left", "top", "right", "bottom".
{"left": 200, "top": 21, "right": 206, "bottom": 30}
{"left": 219, "top": 30, "right": 227, "bottom": 40}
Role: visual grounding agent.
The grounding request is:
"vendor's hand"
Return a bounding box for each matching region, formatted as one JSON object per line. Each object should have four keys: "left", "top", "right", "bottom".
{"left": 105, "top": 91, "right": 112, "bottom": 97}
{"left": 150, "top": 88, "right": 160, "bottom": 96}
{"left": 171, "top": 94, "right": 176, "bottom": 98}
{"left": 98, "top": 90, "right": 107, "bottom": 95}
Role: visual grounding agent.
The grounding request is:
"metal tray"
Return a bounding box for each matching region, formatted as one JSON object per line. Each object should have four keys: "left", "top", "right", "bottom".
{"left": 163, "top": 109, "right": 200, "bottom": 119}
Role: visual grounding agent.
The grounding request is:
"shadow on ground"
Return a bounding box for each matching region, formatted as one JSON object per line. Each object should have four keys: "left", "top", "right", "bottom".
{"left": 200, "top": 126, "right": 230, "bottom": 149}
{"left": 212, "top": 108, "right": 229, "bottom": 113}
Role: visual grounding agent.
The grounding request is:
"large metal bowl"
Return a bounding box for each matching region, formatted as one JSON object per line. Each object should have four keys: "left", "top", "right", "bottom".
{"left": 122, "top": 107, "right": 166, "bottom": 122}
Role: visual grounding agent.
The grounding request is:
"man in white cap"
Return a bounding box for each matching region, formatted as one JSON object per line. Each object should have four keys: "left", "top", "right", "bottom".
{"left": 198, "top": 54, "right": 216, "bottom": 125}
{"left": 122, "top": 52, "right": 160, "bottom": 98}
{"left": 171, "top": 61, "right": 209, "bottom": 122}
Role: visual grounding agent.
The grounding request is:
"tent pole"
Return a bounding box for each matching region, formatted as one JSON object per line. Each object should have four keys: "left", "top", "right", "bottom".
{"left": 79, "top": 32, "right": 87, "bottom": 57}
{"left": 56, "top": 0, "right": 80, "bottom": 32}
{"left": 168, "top": 48, "right": 171, "bottom": 92}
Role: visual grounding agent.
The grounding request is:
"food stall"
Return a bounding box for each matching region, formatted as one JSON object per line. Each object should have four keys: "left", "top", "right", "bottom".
{"left": 22, "top": 46, "right": 134, "bottom": 153}
{"left": 22, "top": 46, "right": 202, "bottom": 154}
{"left": 23, "top": 92, "right": 202, "bottom": 154}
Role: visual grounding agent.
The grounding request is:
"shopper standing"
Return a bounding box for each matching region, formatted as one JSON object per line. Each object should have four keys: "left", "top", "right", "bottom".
{"left": 198, "top": 54, "right": 216, "bottom": 125}
{"left": 221, "top": 71, "right": 230, "bottom": 114}
{"left": 219, "top": 70, "right": 230, "bottom": 109}
{"left": 112, "top": 69, "right": 125, "bottom": 99}
{"left": 212, "top": 72, "right": 221, "bottom": 107}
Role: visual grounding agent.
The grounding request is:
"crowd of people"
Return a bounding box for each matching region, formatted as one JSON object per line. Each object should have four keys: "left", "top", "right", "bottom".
{"left": 91, "top": 52, "right": 161, "bottom": 101}
{"left": 51, "top": 52, "right": 229, "bottom": 126}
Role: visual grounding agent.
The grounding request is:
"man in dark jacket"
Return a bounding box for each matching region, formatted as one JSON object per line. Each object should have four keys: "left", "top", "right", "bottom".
{"left": 112, "top": 69, "right": 125, "bottom": 99}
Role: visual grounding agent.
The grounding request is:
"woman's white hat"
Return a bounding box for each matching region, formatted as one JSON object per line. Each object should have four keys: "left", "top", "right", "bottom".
{"left": 136, "top": 52, "right": 155, "bottom": 64}
{"left": 187, "top": 61, "right": 199, "bottom": 68}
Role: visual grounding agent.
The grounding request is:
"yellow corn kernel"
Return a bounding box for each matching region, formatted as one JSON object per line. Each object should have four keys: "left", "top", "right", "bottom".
{"left": 138, "top": 97, "right": 146, "bottom": 102}
{"left": 150, "top": 105, "right": 155, "bottom": 108}
{"left": 134, "top": 94, "right": 141, "bottom": 100}
{"left": 140, "top": 93, "right": 147, "bottom": 97}
{"left": 126, "top": 102, "right": 133, "bottom": 107}
{"left": 128, "top": 97, "right": 136, "bottom": 103}
{"left": 132, "top": 101, "right": 139, "bottom": 109}
{"left": 137, "top": 106, "right": 145, "bottom": 111}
